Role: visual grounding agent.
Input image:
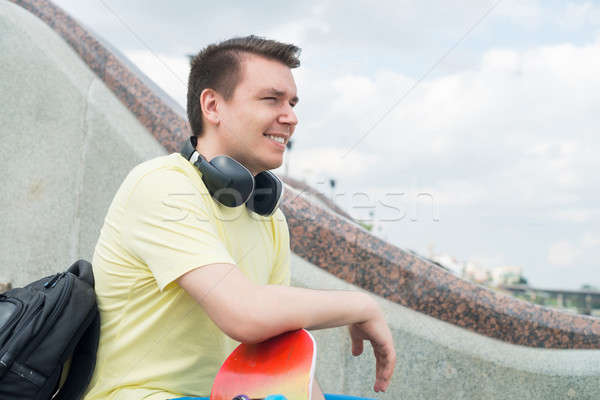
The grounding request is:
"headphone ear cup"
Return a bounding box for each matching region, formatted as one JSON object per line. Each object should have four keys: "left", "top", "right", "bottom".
{"left": 204, "top": 156, "right": 255, "bottom": 207}
{"left": 247, "top": 170, "right": 283, "bottom": 216}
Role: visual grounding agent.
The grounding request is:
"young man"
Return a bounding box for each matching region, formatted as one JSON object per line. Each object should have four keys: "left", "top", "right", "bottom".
{"left": 84, "top": 36, "right": 395, "bottom": 400}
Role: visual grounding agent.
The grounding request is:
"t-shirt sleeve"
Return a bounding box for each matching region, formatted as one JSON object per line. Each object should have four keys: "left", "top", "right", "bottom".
{"left": 121, "top": 168, "right": 235, "bottom": 291}
{"left": 268, "top": 210, "right": 291, "bottom": 286}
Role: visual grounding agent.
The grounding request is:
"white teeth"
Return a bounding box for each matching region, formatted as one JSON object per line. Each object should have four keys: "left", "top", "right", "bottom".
{"left": 266, "top": 135, "right": 285, "bottom": 144}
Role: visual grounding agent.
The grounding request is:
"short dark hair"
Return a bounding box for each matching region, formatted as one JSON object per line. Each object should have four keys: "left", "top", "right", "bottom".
{"left": 187, "top": 35, "right": 301, "bottom": 136}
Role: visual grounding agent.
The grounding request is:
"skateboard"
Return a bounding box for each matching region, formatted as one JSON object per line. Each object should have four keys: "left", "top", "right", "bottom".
{"left": 210, "top": 329, "right": 317, "bottom": 400}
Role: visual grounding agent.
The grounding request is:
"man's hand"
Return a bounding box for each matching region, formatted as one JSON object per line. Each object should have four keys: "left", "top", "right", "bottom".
{"left": 348, "top": 306, "right": 396, "bottom": 392}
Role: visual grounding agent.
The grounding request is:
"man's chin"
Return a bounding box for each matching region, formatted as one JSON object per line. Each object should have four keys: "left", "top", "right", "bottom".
{"left": 261, "top": 158, "right": 283, "bottom": 172}
{"left": 236, "top": 157, "right": 282, "bottom": 176}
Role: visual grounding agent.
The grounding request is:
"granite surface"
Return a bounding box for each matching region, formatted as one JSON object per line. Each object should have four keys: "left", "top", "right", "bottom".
{"left": 10, "top": 0, "right": 600, "bottom": 349}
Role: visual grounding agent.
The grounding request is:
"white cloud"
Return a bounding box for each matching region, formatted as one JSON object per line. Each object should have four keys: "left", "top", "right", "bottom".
{"left": 481, "top": 49, "right": 520, "bottom": 71}
{"left": 320, "top": 38, "right": 600, "bottom": 210}
{"left": 547, "top": 233, "right": 600, "bottom": 269}
{"left": 552, "top": 208, "right": 600, "bottom": 223}
{"left": 495, "top": 0, "right": 543, "bottom": 28}
{"left": 264, "top": 17, "right": 331, "bottom": 46}
{"left": 547, "top": 240, "right": 578, "bottom": 267}
{"left": 331, "top": 74, "right": 378, "bottom": 112}
{"left": 558, "top": 2, "right": 600, "bottom": 30}
{"left": 582, "top": 232, "right": 600, "bottom": 249}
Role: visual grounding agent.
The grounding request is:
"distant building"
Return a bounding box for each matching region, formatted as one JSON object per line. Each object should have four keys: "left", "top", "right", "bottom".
{"left": 491, "top": 266, "right": 525, "bottom": 286}
{"left": 430, "top": 252, "right": 527, "bottom": 287}
{"left": 463, "top": 261, "right": 490, "bottom": 284}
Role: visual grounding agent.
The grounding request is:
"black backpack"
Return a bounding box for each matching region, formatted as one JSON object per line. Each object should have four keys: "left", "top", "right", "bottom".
{"left": 0, "top": 260, "right": 100, "bottom": 400}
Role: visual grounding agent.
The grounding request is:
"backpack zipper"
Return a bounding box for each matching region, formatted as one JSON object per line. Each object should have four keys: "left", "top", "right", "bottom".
{"left": 0, "top": 297, "right": 24, "bottom": 346}
{"left": 0, "top": 294, "right": 44, "bottom": 377}
{"left": 38, "top": 272, "right": 73, "bottom": 337}
{"left": 20, "top": 272, "right": 74, "bottom": 362}
{"left": 44, "top": 272, "right": 64, "bottom": 289}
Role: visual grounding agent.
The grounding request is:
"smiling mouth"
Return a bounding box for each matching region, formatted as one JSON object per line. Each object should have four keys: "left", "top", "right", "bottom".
{"left": 264, "top": 134, "right": 286, "bottom": 145}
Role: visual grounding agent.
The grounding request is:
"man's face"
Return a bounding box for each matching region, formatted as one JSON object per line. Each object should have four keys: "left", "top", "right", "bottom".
{"left": 218, "top": 54, "right": 298, "bottom": 175}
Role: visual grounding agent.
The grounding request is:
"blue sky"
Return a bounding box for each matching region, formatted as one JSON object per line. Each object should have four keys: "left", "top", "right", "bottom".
{"left": 53, "top": 0, "right": 600, "bottom": 289}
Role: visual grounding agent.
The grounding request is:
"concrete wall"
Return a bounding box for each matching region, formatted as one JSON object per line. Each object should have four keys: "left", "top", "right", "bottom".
{"left": 1, "top": 1, "right": 599, "bottom": 399}
{"left": 0, "top": 0, "right": 166, "bottom": 286}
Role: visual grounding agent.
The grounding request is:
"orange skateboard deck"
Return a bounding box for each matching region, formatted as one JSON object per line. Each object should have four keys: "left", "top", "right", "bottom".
{"left": 210, "top": 329, "right": 317, "bottom": 400}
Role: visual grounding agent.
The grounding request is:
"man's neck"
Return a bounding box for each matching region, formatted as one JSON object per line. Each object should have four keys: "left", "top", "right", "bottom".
{"left": 194, "top": 133, "right": 260, "bottom": 176}
{"left": 193, "top": 133, "right": 227, "bottom": 162}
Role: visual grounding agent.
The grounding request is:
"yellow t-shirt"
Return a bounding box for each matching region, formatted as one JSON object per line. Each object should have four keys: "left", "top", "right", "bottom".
{"left": 84, "top": 153, "right": 291, "bottom": 400}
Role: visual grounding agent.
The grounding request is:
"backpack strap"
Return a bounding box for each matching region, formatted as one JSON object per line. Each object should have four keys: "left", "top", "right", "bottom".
{"left": 67, "top": 259, "right": 95, "bottom": 287}
{"left": 55, "top": 259, "right": 99, "bottom": 400}
{"left": 54, "top": 309, "right": 100, "bottom": 400}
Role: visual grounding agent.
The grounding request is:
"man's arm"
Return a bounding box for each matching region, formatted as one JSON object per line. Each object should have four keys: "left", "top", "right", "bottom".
{"left": 178, "top": 262, "right": 396, "bottom": 392}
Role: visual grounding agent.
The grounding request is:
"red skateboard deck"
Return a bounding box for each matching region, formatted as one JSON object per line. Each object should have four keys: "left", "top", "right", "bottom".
{"left": 210, "top": 329, "right": 317, "bottom": 400}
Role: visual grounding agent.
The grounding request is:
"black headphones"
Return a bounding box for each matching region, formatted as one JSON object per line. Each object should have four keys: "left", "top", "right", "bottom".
{"left": 180, "top": 136, "right": 284, "bottom": 216}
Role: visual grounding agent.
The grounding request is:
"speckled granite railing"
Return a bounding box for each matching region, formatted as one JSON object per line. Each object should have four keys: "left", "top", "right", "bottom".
{"left": 12, "top": 0, "right": 600, "bottom": 349}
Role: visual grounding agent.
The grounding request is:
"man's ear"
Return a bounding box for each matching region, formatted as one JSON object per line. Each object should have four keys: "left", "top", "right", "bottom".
{"left": 200, "top": 88, "right": 220, "bottom": 126}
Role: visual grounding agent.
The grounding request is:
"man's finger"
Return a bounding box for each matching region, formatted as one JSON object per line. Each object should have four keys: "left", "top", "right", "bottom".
{"left": 379, "top": 351, "right": 395, "bottom": 382}
{"left": 352, "top": 338, "right": 364, "bottom": 356}
{"left": 373, "top": 344, "right": 395, "bottom": 391}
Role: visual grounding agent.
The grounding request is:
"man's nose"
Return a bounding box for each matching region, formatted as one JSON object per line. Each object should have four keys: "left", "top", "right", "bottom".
{"left": 278, "top": 105, "right": 298, "bottom": 128}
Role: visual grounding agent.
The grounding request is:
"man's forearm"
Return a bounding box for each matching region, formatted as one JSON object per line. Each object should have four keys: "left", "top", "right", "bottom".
{"left": 178, "top": 263, "right": 379, "bottom": 344}
{"left": 243, "top": 284, "right": 378, "bottom": 343}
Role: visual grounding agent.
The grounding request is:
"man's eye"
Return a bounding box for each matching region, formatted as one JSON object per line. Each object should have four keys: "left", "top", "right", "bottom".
{"left": 262, "top": 97, "right": 277, "bottom": 101}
